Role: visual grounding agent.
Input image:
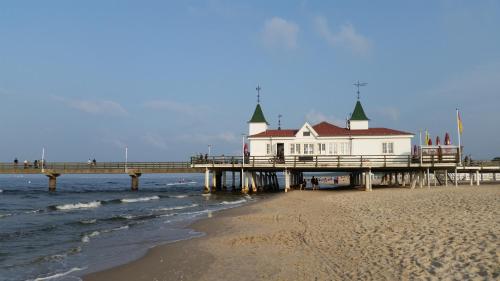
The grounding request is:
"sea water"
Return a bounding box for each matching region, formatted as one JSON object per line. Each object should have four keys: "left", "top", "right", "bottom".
{"left": 0, "top": 174, "right": 266, "bottom": 281}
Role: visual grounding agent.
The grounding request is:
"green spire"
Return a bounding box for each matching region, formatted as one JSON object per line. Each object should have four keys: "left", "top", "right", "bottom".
{"left": 350, "top": 100, "right": 369, "bottom": 120}
{"left": 249, "top": 104, "right": 268, "bottom": 124}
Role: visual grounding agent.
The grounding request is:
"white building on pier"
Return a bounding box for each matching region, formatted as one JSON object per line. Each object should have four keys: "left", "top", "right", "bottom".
{"left": 247, "top": 97, "right": 414, "bottom": 158}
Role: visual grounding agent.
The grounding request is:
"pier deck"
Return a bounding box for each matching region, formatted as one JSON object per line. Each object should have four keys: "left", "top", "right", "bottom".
{"left": 1, "top": 156, "right": 498, "bottom": 192}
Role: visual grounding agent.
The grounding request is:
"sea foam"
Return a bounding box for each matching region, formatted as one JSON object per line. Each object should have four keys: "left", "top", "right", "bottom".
{"left": 121, "top": 196, "right": 160, "bottom": 203}
{"left": 220, "top": 199, "right": 246, "bottom": 205}
{"left": 55, "top": 201, "right": 101, "bottom": 210}
{"left": 155, "top": 203, "right": 199, "bottom": 212}
{"left": 32, "top": 267, "right": 87, "bottom": 281}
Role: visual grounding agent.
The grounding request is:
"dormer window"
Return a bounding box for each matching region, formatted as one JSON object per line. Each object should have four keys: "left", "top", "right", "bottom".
{"left": 303, "top": 131, "right": 310, "bottom": 136}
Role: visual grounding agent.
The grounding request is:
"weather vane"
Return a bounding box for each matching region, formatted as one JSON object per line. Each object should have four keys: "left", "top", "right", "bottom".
{"left": 278, "top": 114, "right": 282, "bottom": 130}
{"left": 256, "top": 84, "right": 262, "bottom": 104}
{"left": 353, "top": 81, "right": 367, "bottom": 100}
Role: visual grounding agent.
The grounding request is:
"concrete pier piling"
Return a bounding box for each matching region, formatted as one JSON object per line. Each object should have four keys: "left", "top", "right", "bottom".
{"left": 129, "top": 172, "right": 141, "bottom": 191}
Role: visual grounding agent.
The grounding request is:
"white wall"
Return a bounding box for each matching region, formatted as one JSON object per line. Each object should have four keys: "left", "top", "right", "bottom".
{"left": 349, "top": 120, "right": 369, "bottom": 130}
{"left": 249, "top": 135, "right": 412, "bottom": 157}
{"left": 249, "top": 123, "right": 267, "bottom": 136}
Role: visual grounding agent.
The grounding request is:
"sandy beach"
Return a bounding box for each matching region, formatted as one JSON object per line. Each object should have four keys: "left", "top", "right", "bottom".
{"left": 85, "top": 185, "right": 500, "bottom": 281}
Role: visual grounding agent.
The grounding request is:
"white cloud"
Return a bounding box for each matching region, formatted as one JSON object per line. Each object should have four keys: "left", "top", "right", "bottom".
{"left": 314, "top": 16, "right": 371, "bottom": 55}
{"left": 143, "top": 100, "right": 205, "bottom": 116}
{"left": 305, "top": 109, "right": 346, "bottom": 126}
{"left": 262, "top": 17, "right": 299, "bottom": 50}
{"left": 53, "top": 96, "right": 128, "bottom": 116}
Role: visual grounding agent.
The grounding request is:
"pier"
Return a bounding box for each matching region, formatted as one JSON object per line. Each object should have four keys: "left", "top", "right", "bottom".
{"left": 192, "top": 155, "right": 500, "bottom": 193}
{"left": 0, "top": 162, "right": 201, "bottom": 191}
{"left": 1, "top": 156, "right": 498, "bottom": 192}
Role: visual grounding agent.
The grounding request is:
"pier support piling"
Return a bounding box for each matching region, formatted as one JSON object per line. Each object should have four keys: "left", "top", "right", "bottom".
{"left": 129, "top": 172, "right": 141, "bottom": 191}
{"left": 476, "top": 170, "right": 480, "bottom": 186}
{"left": 204, "top": 169, "right": 210, "bottom": 193}
{"left": 46, "top": 173, "right": 60, "bottom": 192}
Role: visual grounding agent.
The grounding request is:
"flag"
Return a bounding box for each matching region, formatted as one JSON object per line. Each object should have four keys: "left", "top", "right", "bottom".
{"left": 457, "top": 111, "right": 463, "bottom": 135}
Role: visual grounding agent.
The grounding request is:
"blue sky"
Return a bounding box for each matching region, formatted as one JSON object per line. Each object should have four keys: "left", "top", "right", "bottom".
{"left": 1, "top": 0, "right": 499, "bottom": 161}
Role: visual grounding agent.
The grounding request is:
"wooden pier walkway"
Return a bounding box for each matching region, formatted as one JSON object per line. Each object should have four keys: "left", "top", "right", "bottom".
{"left": 0, "top": 162, "right": 202, "bottom": 191}
{"left": 190, "top": 155, "right": 500, "bottom": 193}
{"left": 0, "top": 156, "right": 498, "bottom": 192}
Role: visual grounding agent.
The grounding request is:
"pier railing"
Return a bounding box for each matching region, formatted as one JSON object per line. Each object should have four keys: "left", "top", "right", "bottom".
{"left": 0, "top": 162, "right": 192, "bottom": 173}
{"left": 191, "top": 154, "right": 461, "bottom": 169}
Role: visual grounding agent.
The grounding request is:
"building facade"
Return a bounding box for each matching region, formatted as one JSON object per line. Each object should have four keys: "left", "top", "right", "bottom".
{"left": 247, "top": 99, "right": 414, "bottom": 158}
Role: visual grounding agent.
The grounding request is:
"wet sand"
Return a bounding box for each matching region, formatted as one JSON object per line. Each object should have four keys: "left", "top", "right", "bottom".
{"left": 85, "top": 185, "right": 500, "bottom": 281}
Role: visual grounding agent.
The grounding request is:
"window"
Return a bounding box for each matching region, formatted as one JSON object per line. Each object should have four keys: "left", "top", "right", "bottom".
{"left": 328, "top": 143, "right": 333, "bottom": 155}
{"left": 303, "top": 131, "right": 310, "bottom": 136}
{"left": 304, "top": 144, "right": 314, "bottom": 154}
{"left": 266, "top": 144, "right": 271, "bottom": 155}
{"left": 296, "top": 144, "right": 301, "bottom": 154}
{"left": 303, "top": 144, "right": 314, "bottom": 155}
{"left": 290, "top": 144, "right": 295, "bottom": 154}
{"left": 318, "top": 143, "right": 326, "bottom": 154}
{"left": 334, "top": 143, "right": 338, "bottom": 155}
{"left": 382, "top": 142, "right": 394, "bottom": 154}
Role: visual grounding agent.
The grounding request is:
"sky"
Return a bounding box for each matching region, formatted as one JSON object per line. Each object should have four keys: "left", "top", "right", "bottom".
{"left": 0, "top": 0, "right": 499, "bottom": 161}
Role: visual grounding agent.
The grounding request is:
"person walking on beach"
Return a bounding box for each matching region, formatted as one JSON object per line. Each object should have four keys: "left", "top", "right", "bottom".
{"left": 311, "top": 176, "right": 316, "bottom": 190}
{"left": 301, "top": 178, "right": 307, "bottom": 190}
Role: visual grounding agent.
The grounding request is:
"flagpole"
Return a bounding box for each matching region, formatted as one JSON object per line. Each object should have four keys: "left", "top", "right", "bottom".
{"left": 456, "top": 108, "right": 462, "bottom": 166}
{"left": 41, "top": 147, "right": 45, "bottom": 172}
{"left": 419, "top": 130, "right": 423, "bottom": 165}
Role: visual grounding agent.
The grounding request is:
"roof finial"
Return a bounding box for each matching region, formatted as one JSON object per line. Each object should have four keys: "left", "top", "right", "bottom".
{"left": 278, "top": 114, "right": 282, "bottom": 130}
{"left": 353, "top": 80, "right": 367, "bottom": 100}
{"left": 256, "top": 84, "right": 262, "bottom": 104}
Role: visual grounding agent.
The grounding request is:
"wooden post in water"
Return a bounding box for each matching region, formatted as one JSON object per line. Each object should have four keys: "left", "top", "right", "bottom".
{"left": 46, "top": 173, "right": 60, "bottom": 192}
{"left": 129, "top": 172, "right": 141, "bottom": 191}
{"left": 204, "top": 169, "right": 210, "bottom": 193}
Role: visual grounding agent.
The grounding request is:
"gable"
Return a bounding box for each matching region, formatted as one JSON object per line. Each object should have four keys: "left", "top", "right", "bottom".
{"left": 295, "top": 122, "right": 318, "bottom": 138}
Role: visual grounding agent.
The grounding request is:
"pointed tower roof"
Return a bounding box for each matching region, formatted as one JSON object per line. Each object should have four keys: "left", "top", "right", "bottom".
{"left": 350, "top": 100, "right": 369, "bottom": 121}
{"left": 249, "top": 104, "right": 269, "bottom": 124}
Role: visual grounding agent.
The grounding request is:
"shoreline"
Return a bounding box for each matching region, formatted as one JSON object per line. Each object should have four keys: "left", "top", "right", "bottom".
{"left": 84, "top": 186, "right": 499, "bottom": 281}
{"left": 83, "top": 193, "right": 274, "bottom": 280}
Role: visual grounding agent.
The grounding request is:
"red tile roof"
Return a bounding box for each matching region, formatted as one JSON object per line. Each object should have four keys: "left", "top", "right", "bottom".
{"left": 250, "top": 129, "right": 297, "bottom": 138}
{"left": 249, "top": 121, "right": 413, "bottom": 138}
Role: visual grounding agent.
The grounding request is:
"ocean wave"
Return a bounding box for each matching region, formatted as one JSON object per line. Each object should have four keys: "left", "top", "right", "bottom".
{"left": 79, "top": 219, "right": 97, "bottom": 224}
{"left": 121, "top": 196, "right": 160, "bottom": 203}
{"left": 54, "top": 201, "right": 101, "bottom": 211}
{"left": 0, "top": 213, "right": 12, "bottom": 219}
{"left": 155, "top": 203, "right": 199, "bottom": 212}
{"left": 173, "top": 195, "right": 188, "bottom": 198}
{"left": 183, "top": 209, "right": 210, "bottom": 216}
{"left": 25, "top": 209, "right": 44, "bottom": 214}
{"left": 220, "top": 199, "right": 246, "bottom": 205}
{"left": 81, "top": 231, "right": 100, "bottom": 243}
{"left": 31, "top": 267, "right": 87, "bottom": 281}
{"left": 112, "top": 225, "right": 129, "bottom": 231}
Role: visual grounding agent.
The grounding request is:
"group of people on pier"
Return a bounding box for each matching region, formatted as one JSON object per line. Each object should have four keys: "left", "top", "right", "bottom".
{"left": 13, "top": 158, "right": 45, "bottom": 169}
